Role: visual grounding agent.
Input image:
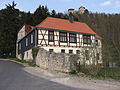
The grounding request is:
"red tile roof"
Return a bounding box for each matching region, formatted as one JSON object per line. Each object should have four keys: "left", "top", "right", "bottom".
{"left": 36, "top": 17, "right": 96, "bottom": 35}
{"left": 95, "top": 35, "right": 102, "bottom": 39}
{"left": 24, "top": 24, "right": 34, "bottom": 34}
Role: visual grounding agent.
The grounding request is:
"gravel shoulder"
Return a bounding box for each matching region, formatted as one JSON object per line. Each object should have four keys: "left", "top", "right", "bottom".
{"left": 23, "top": 65, "right": 120, "bottom": 90}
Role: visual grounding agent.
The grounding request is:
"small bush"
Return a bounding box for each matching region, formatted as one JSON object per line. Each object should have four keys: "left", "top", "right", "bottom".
{"left": 69, "top": 70, "right": 78, "bottom": 75}
{"left": 32, "top": 47, "right": 39, "bottom": 64}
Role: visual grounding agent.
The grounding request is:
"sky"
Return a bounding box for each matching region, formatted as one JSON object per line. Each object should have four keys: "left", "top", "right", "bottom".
{"left": 0, "top": 0, "right": 120, "bottom": 14}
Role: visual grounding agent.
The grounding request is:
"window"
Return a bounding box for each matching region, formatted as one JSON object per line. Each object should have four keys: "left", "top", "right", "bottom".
{"left": 69, "top": 33, "right": 77, "bottom": 43}
{"left": 26, "top": 38, "right": 28, "bottom": 46}
{"left": 76, "top": 50, "right": 80, "bottom": 54}
{"left": 59, "top": 32, "right": 67, "bottom": 42}
{"left": 83, "top": 35, "right": 91, "bottom": 44}
{"left": 31, "top": 34, "right": 33, "bottom": 44}
{"left": 69, "top": 50, "right": 73, "bottom": 54}
{"left": 96, "top": 53, "right": 99, "bottom": 60}
{"left": 85, "top": 50, "right": 89, "bottom": 60}
{"left": 48, "top": 31, "right": 54, "bottom": 42}
{"left": 49, "top": 49, "right": 53, "bottom": 54}
{"left": 27, "top": 52, "right": 28, "bottom": 57}
{"left": 61, "top": 49, "right": 65, "bottom": 53}
{"left": 95, "top": 40, "right": 98, "bottom": 46}
{"left": 19, "top": 43, "right": 21, "bottom": 50}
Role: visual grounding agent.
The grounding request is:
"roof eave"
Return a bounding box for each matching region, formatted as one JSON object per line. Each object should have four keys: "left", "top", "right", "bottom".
{"left": 36, "top": 27, "right": 96, "bottom": 35}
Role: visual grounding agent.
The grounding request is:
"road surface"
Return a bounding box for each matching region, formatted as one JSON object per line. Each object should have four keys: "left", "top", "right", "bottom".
{"left": 0, "top": 60, "right": 88, "bottom": 90}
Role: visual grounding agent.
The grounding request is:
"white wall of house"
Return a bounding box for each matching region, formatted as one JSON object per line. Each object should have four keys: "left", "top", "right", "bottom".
{"left": 24, "top": 49, "right": 33, "bottom": 61}
{"left": 17, "top": 49, "right": 33, "bottom": 61}
{"left": 17, "top": 26, "right": 26, "bottom": 41}
{"left": 16, "top": 25, "right": 26, "bottom": 58}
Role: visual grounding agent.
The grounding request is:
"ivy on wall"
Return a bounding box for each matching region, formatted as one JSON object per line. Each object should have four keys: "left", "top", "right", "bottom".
{"left": 20, "top": 52, "right": 24, "bottom": 60}
{"left": 32, "top": 46, "right": 39, "bottom": 64}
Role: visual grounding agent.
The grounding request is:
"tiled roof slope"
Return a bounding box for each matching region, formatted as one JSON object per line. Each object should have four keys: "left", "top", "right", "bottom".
{"left": 36, "top": 17, "right": 96, "bottom": 35}
{"left": 95, "top": 35, "right": 102, "bottom": 39}
{"left": 24, "top": 24, "right": 34, "bottom": 34}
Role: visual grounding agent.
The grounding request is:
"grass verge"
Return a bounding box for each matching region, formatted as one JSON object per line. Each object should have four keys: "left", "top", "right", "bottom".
{"left": 10, "top": 58, "right": 36, "bottom": 67}
{"left": 96, "top": 67, "right": 120, "bottom": 80}
{"left": 68, "top": 68, "right": 120, "bottom": 80}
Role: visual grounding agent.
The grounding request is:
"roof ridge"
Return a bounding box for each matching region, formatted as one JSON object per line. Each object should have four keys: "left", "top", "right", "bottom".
{"left": 46, "top": 16, "right": 85, "bottom": 24}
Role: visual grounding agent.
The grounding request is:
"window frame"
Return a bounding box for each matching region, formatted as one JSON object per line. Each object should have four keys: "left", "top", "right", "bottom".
{"left": 61, "top": 49, "right": 65, "bottom": 53}
{"left": 95, "top": 40, "right": 99, "bottom": 46}
{"left": 96, "top": 53, "right": 100, "bottom": 60}
{"left": 31, "top": 34, "right": 33, "bottom": 44}
{"left": 26, "top": 38, "right": 28, "bottom": 46}
{"left": 85, "top": 50, "right": 89, "bottom": 60}
{"left": 48, "top": 31, "right": 54, "bottom": 42}
{"left": 69, "top": 50, "right": 73, "bottom": 54}
{"left": 19, "top": 43, "right": 21, "bottom": 50}
{"left": 83, "top": 35, "right": 91, "bottom": 44}
{"left": 76, "top": 50, "right": 80, "bottom": 54}
{"left": 69, "top": 33, "right": 77, "bottom": 43}
{"left": 49, "top": 49, "right": 54, "bottom": 54}
{"left": 59, "top": 32, "right": 68, "bottom": 42}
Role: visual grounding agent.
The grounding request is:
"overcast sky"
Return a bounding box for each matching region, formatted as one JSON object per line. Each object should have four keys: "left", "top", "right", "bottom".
{"left": 0, "top": 0, "right": 120, "bottom": 14}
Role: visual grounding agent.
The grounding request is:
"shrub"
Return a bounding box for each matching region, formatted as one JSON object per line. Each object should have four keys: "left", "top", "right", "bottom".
{"left": 32, "top": 46, "right": 39, "bottom": 64}
{"left": 20, "top": 52, "right": 24, "bottom": 60}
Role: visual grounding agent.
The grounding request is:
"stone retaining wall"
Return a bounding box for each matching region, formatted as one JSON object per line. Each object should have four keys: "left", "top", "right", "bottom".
{"left": 36, "top": 48, "right": 79, "bottom": 72}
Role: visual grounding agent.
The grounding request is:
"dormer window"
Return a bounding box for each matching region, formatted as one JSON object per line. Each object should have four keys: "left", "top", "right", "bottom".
{"left": 83, "top": 35, "right": 91, "bottom": 44}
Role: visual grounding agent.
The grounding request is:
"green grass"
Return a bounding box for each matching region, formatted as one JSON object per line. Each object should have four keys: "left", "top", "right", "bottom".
{"left": 10, "top": 58, "right": 36, "bottom": 67}
{"left": 96, "top": 67, "right": 120, "bottom": 80}
{"left": 68, "top": 67, "right": 120, "bottom": 80}
{"left": 69, "top": 70, "right": 78, "bottom": 75}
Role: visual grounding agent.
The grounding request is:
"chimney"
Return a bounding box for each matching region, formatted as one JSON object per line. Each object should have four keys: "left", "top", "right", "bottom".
{"left": 68, "top": 8, "right": 74, "bottom": 23}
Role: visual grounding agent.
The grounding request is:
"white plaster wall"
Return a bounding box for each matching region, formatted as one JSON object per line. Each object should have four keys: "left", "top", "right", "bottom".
{"left": 40, "top": 46, "right": 81, "bottom": 54}
{"left": 24, "top": 49, "right": 33, "bottom": 61}
{"left": 17, "top": 49, "right": 33, "bottom": 61}
{"left": 17, "top": 26, "right": 26, "bottom": 41}
{"left": 16, "top": 25, "right": 26, "bottom": 58}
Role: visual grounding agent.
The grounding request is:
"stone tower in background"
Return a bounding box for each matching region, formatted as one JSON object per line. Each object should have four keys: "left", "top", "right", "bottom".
{"left": 78, "top": 6, "right": 86, "bottom": 14}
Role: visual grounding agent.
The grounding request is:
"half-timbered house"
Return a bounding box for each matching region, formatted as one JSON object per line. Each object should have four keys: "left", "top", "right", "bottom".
{"left": 16, "top": 9, "right": 102, "bottom": 65}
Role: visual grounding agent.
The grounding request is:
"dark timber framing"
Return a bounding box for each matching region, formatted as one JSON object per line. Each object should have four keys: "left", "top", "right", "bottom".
{"left": 37, "top": 28, "right": 95, "bottom": 48}
{"left": 18, "top": 27, "right": 96, "bottom": 54}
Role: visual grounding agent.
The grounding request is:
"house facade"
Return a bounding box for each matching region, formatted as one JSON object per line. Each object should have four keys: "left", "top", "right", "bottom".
{"left": 16, "top": 17, "right": 102, "bottom": 65}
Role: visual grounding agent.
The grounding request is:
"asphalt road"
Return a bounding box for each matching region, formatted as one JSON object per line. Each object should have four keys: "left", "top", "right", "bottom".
{"left": 0, "top": 60, "right": 88, "bottom": 90}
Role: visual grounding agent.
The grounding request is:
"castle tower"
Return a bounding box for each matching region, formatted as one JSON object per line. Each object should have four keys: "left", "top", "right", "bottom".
{"left": 78, "top": 6, "right": 85, "bottom": 14}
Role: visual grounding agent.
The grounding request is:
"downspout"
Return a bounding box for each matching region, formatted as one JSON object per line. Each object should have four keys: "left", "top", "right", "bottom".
{"left": 35, "top": 28, "right": 38, "bottom": 47}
